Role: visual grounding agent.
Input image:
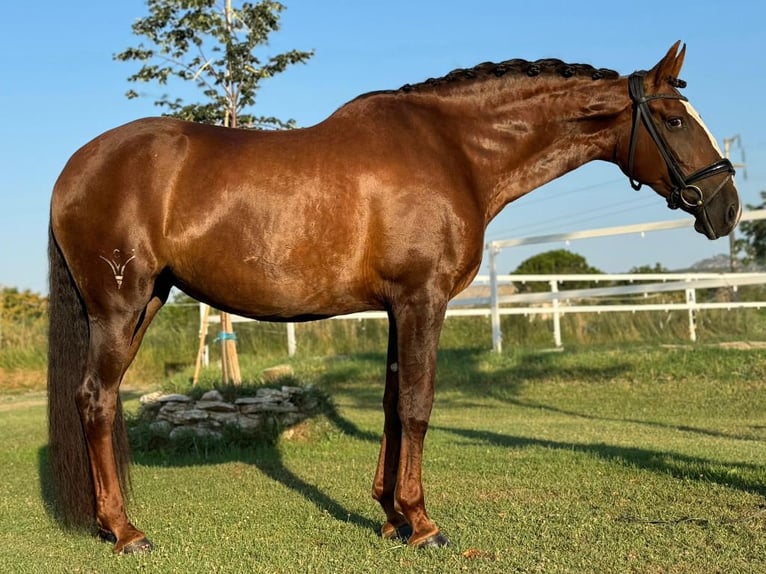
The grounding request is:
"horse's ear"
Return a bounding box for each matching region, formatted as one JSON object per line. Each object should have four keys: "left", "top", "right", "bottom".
{"left": 649, "top": 41, "right": 686, "bottom": 88}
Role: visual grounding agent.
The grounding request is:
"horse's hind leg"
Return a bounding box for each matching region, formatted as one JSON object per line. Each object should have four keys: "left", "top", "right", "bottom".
{"left": 78, "top": 274, "right": 170, "bottom": 554}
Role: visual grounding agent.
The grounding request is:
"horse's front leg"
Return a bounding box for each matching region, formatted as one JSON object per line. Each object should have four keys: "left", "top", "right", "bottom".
{"left": 372, "top": 313, "right": 412, "bottom": 540}
{"left": 384, "top": 298, "right": 450, "bottom": 548}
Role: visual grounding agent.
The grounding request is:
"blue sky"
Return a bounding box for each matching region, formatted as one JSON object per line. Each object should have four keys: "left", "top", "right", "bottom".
{"left": 1, "top": 0, "right": 764, "bottom": 293}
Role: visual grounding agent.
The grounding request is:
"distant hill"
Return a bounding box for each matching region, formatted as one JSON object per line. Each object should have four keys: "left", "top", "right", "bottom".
{"left": 681, "top": 254, "right": 764, "bottom": 272}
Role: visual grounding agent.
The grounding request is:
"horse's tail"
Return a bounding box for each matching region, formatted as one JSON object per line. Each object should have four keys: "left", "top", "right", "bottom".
{"left": 47, "top": 226, "right": 132, "bottom": 529}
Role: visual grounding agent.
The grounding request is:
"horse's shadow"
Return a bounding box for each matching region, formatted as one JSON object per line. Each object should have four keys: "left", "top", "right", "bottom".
{"left": 37, "top": 397, "right": 382, "bottom": 536}
{"left": 431, "top": 425, "right": 766, "bottom": 498}
{"left": 500, "top": 396, "right": 765, "bottom": 443}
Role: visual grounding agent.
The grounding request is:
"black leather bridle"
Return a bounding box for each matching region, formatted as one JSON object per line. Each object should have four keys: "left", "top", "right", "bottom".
{"left": 626, "top": 71, "right": 735, "bottom": 220}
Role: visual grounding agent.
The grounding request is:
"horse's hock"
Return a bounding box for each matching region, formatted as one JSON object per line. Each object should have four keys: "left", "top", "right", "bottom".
{"left": 137, "top": 384, "right": 323, "bottom": 441}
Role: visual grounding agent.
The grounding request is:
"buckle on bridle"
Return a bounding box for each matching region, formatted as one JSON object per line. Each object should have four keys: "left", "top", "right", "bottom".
{"left": 667, "top": 185, "right": 703, "bottom": 210}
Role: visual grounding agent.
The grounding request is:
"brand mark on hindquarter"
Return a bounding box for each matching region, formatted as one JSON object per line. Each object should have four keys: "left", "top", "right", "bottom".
{"left": 99, "top": 249, "right": 136, "bottom": 290}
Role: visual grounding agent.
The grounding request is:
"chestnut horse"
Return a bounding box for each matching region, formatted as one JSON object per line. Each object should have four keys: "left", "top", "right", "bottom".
{"left": 48, "top": 42, "right": 739, "bottom": 553}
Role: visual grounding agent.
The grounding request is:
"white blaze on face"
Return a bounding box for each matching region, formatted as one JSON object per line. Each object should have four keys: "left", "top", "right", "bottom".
{"left": 682, "top": 100, "right": 742, "bottom": 227}
{"left": 681, "top": 101, "right": 724, "bottom": 155}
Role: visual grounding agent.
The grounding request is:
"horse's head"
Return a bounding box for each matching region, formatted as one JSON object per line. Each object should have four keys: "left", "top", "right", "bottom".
{"left": 618, "top": 41, "right": 740, "bottom": 239}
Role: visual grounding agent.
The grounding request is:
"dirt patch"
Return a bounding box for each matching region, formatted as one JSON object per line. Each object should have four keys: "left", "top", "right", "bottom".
{"left": 716, "top": 341, "right": 766, "bottom": 350}
{"left": 661, "top": 341, "right": 766, "bottom": 351}
{"left": 0, "top": 391, "right": 46, "bottom": 412}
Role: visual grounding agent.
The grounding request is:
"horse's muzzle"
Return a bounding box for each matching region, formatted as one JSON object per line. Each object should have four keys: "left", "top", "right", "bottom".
{"left": 693, "top": 196, "right": 741, "bottom": 240}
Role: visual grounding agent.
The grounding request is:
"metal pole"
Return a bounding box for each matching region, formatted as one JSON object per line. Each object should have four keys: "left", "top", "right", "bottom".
{"left": 723, "top": 135, "right": 747, "bottom": 272}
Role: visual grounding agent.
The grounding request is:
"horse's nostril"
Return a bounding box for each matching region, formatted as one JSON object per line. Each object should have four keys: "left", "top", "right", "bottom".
{"left": 727, "top": 203, "right": 739, "bottom": 224}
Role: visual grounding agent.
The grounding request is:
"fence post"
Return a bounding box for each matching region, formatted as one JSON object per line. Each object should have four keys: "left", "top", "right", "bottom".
{"left": 685, "top": 286, "right": 697, "bottom": 342}
{"left": 489, "top": 243, "right": 502, "bottom": 353}
{"left": 287, "top": 322, "right": 296, "bottom": 356}
{"left": 193, "top": 303, "right": 210, "bottom": 386}
{"left": 550, "top": 279, "right": 562, "bottom": 347}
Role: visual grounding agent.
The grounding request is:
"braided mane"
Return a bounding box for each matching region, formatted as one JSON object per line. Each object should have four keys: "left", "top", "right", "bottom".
{"left": 405, "top": 58, "right": 619, "bottom": 92}
{"left": 367, "top": 58, "right": 619, "bottom": 97}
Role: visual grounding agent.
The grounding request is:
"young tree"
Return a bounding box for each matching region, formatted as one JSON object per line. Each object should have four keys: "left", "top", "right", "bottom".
{"left": 512, "top": 249, "right": 603, "bottom": 293}
{"left": 114, "top": 0, "right": 313, "bottom": 129}
{"left": 628, "top": 263, "right": 669, "bottom": 274}
{"left": 735, "top": 191, "right": 766, "bottom": 266}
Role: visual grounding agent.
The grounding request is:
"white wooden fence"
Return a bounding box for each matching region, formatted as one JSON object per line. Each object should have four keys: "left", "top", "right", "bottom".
{"left": 478, "top": 271, "right": 766, "bottom": 350}
{"left": 485, "top": 208, "right": 766, "bottom": 351}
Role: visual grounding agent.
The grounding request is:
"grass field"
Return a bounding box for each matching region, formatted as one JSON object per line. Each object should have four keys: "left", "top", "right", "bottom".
{"left": 0, "top": 345, "right": 764, "bottom": 573}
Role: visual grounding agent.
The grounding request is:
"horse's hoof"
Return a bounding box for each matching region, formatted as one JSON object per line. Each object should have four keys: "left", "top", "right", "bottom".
{"left": 391, "top": 524, "right": 413, "bottom": 541}
{"left": 117, "top": 537, "right": 154, "bottom": 555}
{"left": 97, "top": 529, "right": 117, "bottom": 544}
{"left": 415, "top": 531, "right": 450, "bottom": 549}
{"left": 381, "top": 521, "right": 413, "bottom": 541}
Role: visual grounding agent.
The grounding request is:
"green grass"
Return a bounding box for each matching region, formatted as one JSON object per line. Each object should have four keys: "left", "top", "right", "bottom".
{"left": 4, "top": 300, "right": 766, "bottom": 383}
{"left": 1, "top": 345, "right": 765, "bottom": 573}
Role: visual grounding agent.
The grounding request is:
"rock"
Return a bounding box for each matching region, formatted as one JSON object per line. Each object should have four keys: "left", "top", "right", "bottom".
{"left": 149, "top": 420, "right": 172, "bottom": 435}
{"left": 170, "top": 426, "right": 222, "bottom": 441}
{"left": 257, "top": 403, "right": 299, "bottom": 413}
{"left": 139, "top": 391, "right": 164, "bottom": 405}
{"left": 136, "top": 384, "right": 325, "bottom": 443}
{"left": 234, "top": 397, "right": 260, "bottom": 405}
{"left": 262, "top": 365, "right": 294, "bottom": 382}
{"left": 196, "top": 400, "right": 237, "bottom": 412}
{"left": 161, "top": 408, "right": 209, "bottom": 425}
{"left": 200, "top": 390, "right": 224, "bottom": 402}
{"left": 239, "top": 404, "right": 268, "bottom": 415}
{"left": 237, "top": 414, "right": 263, "bottom": 431}
{"left": 158, "top": 394, "right": 192, "bottom": 404}
{"left": 207, "top": 411, "right": 239, "bottom": 425}
{"left": 256, "top": 388, "right": 286, "bottom": 400}
{"left": 235, "top": 396, "right": 280, "bottom": 406}
{"left": 158, "top": 402, "right": 192, "bottom": 414}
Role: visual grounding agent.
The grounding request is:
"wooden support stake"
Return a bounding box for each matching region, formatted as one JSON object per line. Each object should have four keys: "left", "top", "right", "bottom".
{"left": 227, "top": 313, "right": 242, "bottom": 385}
{"left": 219, "top": 312, "right": 242, "bottom": 385}
{"left": 220, "top": 312, "right": 231, "bottom": 383}
{"left": 192, "top": 303, "right": 211, "bottom": 386}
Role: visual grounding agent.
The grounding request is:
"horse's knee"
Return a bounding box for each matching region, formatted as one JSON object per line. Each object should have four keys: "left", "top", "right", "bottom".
{"left": 75, "top": 377, "right": 116, "bottom": 431}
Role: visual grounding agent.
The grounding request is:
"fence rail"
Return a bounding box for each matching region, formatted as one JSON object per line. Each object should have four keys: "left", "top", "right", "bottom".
{"left": 475, "top": 272, "right": 766, "bottom": 348}
{"left": 205, "top": 271, "right": 766, "bottom": 354}
{"left": 485, "top": 209, "right": 766, "bottom": 351}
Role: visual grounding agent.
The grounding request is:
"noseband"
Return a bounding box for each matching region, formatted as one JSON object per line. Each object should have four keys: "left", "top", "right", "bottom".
{"left": 626, "top": 71, "right": 735, "bottom": 217}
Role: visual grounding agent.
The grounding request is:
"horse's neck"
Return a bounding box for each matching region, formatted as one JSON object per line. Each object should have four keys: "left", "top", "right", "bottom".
{"left": 440, "top": 77, "right": 629, "bottom": 224}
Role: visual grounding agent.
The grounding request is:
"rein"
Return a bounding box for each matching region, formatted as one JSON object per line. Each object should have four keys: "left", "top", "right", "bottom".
{"left": 626, "top": 71, "right": 735, "bottom": 222}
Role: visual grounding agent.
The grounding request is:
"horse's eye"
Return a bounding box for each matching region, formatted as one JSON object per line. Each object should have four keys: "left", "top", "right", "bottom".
{"left": 666, "top": 117, "right": 683, "bottom": 129}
